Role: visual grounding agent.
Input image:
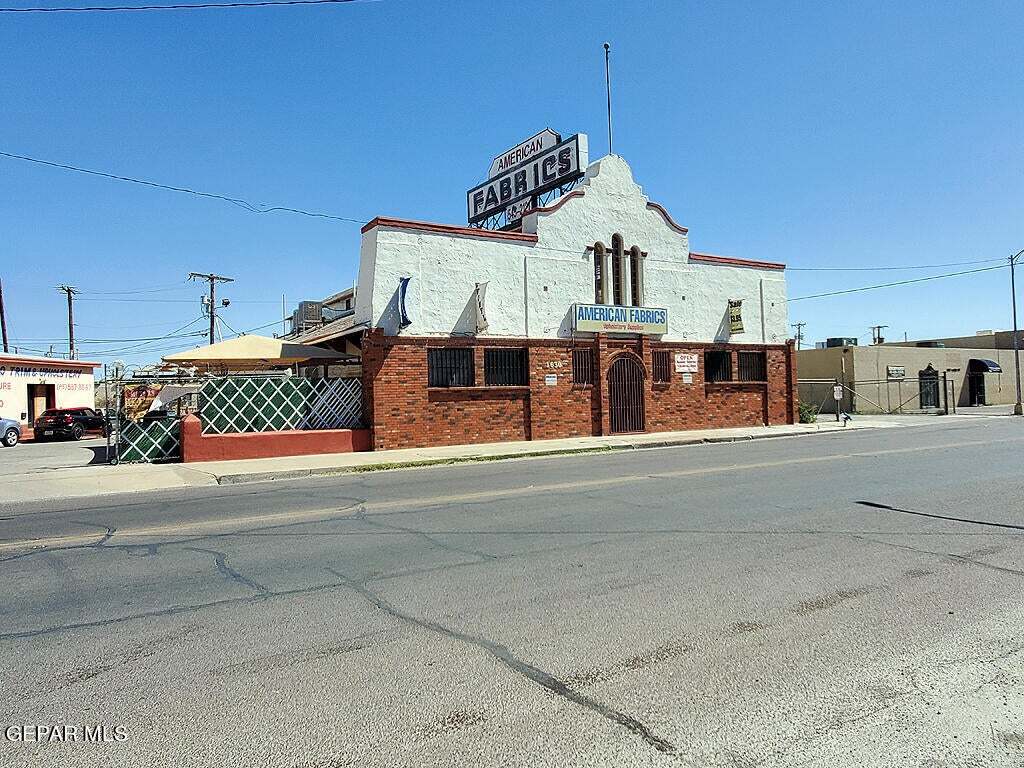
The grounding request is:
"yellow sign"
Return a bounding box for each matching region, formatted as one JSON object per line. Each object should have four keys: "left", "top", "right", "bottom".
{"left": 728, "top": 300, "right": 744, "bottom": 334}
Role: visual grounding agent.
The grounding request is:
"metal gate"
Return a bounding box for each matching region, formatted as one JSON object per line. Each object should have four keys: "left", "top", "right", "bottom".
{"left": 608, "top": 355, "right": 645, "bottom": 433}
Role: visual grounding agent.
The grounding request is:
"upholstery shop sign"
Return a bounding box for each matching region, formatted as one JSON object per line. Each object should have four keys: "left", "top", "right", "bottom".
{"left": 467, "top": 134, "right": 586, "bottom": 224}
{"left": 572, "top": 304, "right": 668, "bottom": 335}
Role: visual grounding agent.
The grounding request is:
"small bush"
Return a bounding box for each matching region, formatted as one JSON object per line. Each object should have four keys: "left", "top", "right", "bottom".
{"left": 798, "top": 401, "right": 817, "bottom": 424}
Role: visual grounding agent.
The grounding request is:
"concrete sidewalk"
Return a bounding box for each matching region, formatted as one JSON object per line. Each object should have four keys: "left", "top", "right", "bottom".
{"left": 2, "top": 420, "right": 892, "bottom": 505}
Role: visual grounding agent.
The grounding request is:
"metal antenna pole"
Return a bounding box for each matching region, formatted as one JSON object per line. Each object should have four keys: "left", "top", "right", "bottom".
{"left": 603, "top": 42, "right": 613, "bottom": 156}
{"left": 1011, "top": 250, "right": 1023, "bottom": 415}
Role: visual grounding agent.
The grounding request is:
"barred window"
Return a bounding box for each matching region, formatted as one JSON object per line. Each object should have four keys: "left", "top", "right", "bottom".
{"left": 427, "top": 348, "right": 474, "bottom": 387}
{"left": 737, "top": 351, "right": 767, "bottom": 382}
{"left": 593, "top": 242, "right": 606, "bottom": 304}
{"left": 484, "top": 348, "right": 527, "bottom": 386}
{"left": 652, "top": 350, "right": 671, "bottom": 383}
{"left": 705, "top": 350, "right": 732, "bottom": 383}
{"left": 572, "top": 348, "right": 594, "bottom": 385}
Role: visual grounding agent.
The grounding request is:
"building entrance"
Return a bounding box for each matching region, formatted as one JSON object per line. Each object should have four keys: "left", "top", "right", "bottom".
{"left": 608, "top": 355, "right": 645, "bottom": 433}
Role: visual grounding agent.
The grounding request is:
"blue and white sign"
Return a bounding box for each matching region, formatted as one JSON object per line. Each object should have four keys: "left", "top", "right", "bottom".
{"left": 572, "top": 304, "right": 668, "bottom": 335}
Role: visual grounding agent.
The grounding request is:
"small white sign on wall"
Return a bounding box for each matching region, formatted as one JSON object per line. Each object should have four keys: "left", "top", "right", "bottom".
{"left": 675, "top": 353, "right": 698, "bottom": 373}
{"left": 681, "top": 373, "right": 694, "bottom": 384}
{"left": 544, "top": 374, "right": 558, "bottom": 386}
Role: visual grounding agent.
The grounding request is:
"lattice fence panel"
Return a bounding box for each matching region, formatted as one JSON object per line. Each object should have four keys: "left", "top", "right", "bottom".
{"left": 200, "top": 376, "right": 363, "bottom": 435}
{"left": 118, "top": 417, "right": 182, "bottom": 463}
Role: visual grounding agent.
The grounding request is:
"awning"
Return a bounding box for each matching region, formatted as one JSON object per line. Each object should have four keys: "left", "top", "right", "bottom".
{"left": 970, "top": 358, "right": 1003, "bottom": 373}
{"left": 162, "top": 335, "right": 346, "bottom": 369}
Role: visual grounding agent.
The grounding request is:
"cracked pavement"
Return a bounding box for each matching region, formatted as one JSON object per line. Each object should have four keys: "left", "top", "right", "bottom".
{"left": 1, "top": 418, "right": 1022, "bottom": 766}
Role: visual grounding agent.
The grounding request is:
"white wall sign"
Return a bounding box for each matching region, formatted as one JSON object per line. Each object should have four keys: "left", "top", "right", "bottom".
{"left": 544, "top": 374, "right": 558, "bottom": 386}
{"left": 572, "top": 304, "right": 668, "bottom": 335}
{"left": 887, "top": 365, "right": 906, "bottom": 379}
{"left": 467, "top": 134, "right": 585, "bottom": 224}
{"left": 681, "top": 373, "right": 693, "bottom": 384}
{"left": 674, "top": 353, "right": 698, "bottom": 373}
{"left": 488, "top": 129, "right": 560, "bottom": 179}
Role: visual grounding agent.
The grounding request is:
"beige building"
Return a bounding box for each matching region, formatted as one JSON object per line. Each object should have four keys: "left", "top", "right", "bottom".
{"left": 798, "top": 332, "right": 1020, "bottom": 413}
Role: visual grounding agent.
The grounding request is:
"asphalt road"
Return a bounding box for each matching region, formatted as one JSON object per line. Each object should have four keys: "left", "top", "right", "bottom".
{"left": 1, "top": 437, "right": 107, "bottom": 474}
{"left": 1, "top": 418, "right": 1022, "bottom": 767}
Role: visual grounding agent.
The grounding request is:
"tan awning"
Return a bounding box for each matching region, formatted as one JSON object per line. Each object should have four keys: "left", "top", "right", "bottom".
{"left": 162, "top": 335, "right": 345, "bottom": 368}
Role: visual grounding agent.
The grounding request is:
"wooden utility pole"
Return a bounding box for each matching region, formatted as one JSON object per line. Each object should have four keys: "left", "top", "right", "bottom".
{"left": 870, "top": 324, "right": 888, "bottom": 345}
{"left": 188, "top": 272, "right": 233, "bottom": 345}
{"left": 791, "top": 322, "right": 806, "bottom": 350}
{"left": 56, "top": 284, "right": 78, "bottom": 359}
{"left": 0, "top": 277, "right": 9, "bottom": 353}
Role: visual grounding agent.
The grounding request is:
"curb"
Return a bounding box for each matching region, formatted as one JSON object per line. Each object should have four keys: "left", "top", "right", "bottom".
{"left": 212, "top": 425, "right": 866, "bottom": 486}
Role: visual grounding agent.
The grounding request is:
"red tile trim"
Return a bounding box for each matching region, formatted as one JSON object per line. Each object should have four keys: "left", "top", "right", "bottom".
{"left": 690, "top": 252, "right": 786, "bottom": 271}
{"left": 646, "top": 202, "right": 689, "bottom": 234}
{"left": 0, "top": 355, "right": 99, "bottom": 368}
{"left": 361, "top": 216, "right": 538, "bottom": 243}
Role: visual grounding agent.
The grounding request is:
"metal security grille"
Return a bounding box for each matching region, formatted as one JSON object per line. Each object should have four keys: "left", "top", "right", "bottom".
{"left": 572, "top": 348, "right": 594, "bottom": 385}
{"left": 737, "top": 351, "right": 767, "bottom": 382}
{"left": 199, "top": 376, "right": 363, "bottom": 434}
{"left": 705, "top": 350, "right": 733, "bottom": 382}
{"left": 608, "top": 356, "right": 645, "bottom": 433}
{"left": 484, "top": 348, "right": 527, "bottom": 386}
{"left": 652, "top": 351, "right": 671, "bottom": 383}
{"left": 427, "top": 348, "right": 474, "bottom": 387}
{"left": 118, "top": 417, "right": 181, "bottom": 463}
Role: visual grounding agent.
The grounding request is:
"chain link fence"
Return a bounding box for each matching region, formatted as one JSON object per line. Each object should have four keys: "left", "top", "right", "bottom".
{"left": 798, "top": 376, "right": 955, "bottom": 416}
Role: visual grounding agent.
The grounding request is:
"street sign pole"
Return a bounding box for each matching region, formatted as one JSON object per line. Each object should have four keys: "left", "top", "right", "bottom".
{"left": 1010, "top": 250, "right": 1023, "bottom": 416}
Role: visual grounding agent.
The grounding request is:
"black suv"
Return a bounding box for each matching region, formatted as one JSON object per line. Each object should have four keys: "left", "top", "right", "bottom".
{"left": 33, "top": 408, "right": 109, "bottom": 441}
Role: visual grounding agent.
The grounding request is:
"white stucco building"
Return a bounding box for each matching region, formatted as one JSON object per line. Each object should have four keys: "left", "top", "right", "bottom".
{"left": 0, "top": 353, "right": 99, "bottom": 427}
{"left": 298, "top": 147, "right": 798, "bottom": 450}
{"left": 338, "top": 153, "right": 788, "bottom": 343}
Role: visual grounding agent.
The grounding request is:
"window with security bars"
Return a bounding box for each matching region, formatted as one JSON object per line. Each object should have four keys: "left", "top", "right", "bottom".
{"left": 484, "top": 348, "right": 527, "bottom": 386}
{"left": 652, "top": 351, "right": 671, "bottom": 383}
{"left": 737, "top": 351, "right": 767, "bottom": 382}
{"left": 572, "top": 348, "right": 594, "bottom": 385}
{"left": 705, "top": 350, "right": 733, "bottom": 383}
{"left": 427, "top": 348, "right": 474, "bottom": 387}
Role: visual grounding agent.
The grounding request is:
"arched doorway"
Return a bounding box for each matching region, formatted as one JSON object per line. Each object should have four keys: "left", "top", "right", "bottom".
{"left": 919, "top": 364, "right": 940, "bottom": 409}
{"left": 608, "top": 355, "right": 645, "bottom": 433}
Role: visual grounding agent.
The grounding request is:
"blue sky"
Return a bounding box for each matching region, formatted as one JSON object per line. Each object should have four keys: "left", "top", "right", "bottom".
{"left": 2, "top": 0, "right": 1023, "bottom": 366}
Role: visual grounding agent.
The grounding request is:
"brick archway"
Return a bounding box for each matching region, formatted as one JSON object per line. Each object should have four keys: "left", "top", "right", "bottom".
{"left": 607, "top": 353, "right": 646, "bottom": 434}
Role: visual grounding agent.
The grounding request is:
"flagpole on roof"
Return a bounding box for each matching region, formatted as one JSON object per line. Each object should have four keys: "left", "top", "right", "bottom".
{"left": 604, "top": 42, "right": 614, "bottom": 156}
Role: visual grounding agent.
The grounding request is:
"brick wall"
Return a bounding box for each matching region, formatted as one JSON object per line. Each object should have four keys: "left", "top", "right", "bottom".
{"left": 362, "top": 330, "right": 796, "bottom": 450}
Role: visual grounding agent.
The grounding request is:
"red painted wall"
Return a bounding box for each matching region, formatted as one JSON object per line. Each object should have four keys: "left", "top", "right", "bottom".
{"left": 180, "top": 414, "right": 371, "bottom": 462}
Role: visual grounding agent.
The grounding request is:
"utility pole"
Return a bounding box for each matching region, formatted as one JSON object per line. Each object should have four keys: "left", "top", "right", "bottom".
{"left": 603, "top": 42, "right": 613, "bottom": 156}
{"left": 1010, "top": 250, "right": 1023, "bottom": 416}
{"left": 0, "top": 277, "right": 9, "bottom": 353}
{"left": 56, "top": 285, "right": 78, "bottom": 359}
{"left": 870, "top": 324, "right": 888, "bottom": 345}
{"left": 188, "top": 272, "right": 233, "bottom": 346}
{"left": 791, "top": 322, "right": 806, "bottom": 350}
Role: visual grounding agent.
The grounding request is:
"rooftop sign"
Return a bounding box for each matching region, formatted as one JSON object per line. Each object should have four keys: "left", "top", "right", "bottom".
{"left": 487, "top": 129, "right": 560, "bottom": 179}
{"left": 467, "top": 133, "right": 586, "bottom": 225}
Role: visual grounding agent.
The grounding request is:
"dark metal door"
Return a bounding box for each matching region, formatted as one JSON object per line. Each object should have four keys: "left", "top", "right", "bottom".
{"left": 919, "top": 369, "right": 940, "bottom": 409}
{"left": 968, "top": 373, "right": 986, "bottom": 406}
{"left": 608, "top": 356, "right": 645, "bottom": 433}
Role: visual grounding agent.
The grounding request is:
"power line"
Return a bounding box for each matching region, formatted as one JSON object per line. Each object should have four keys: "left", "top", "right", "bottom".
{"left": 789, "top": 264, "right": 1007, "bottom": 302}
{"left": 0, "top": 150, "right": 365, "bottom": 224}
{"left": 785, "top": 257, "right": 1006, "bottom": 271}
{"left": 0, "top": 0, "right": 364, "bottom": 13}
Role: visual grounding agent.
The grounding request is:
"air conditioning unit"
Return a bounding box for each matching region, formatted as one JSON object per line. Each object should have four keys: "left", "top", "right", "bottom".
{"left": 297, "top": 301, "right": 323, "bottom": 322}
{"left": 291, "top": 301, "right": 324, "bottom": 335}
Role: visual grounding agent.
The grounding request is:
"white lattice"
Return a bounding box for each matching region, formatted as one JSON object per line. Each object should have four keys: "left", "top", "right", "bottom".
{"left": 200, "top": 377, "right": 363, "bottom": 434}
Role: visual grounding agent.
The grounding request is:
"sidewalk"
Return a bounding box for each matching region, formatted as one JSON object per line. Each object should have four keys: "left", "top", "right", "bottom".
{"left": 3, "top": 420, "right": 893, "bottom": 505}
